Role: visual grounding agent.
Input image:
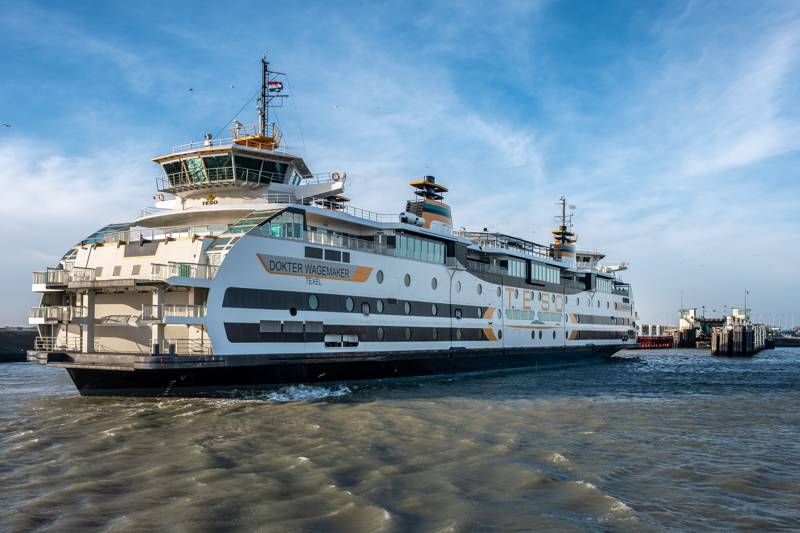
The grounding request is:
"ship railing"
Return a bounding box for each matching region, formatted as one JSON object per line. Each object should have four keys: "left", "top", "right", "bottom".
{"left": 160, "top": 338, "right": 213, "bottom": 356}
{"left": 32, "top": 268, "right": 72, "bottom": 286}
{"left": 141, "top": 304, "right": 207, "bottom": 321}
{"left": 29, "top": 306, "right": 87, "bottom": 322}
{"left": 85, "top": 224, "right": 230, "bottom": 246}
{"left": 33, "top": 336, "right": 82, "bottom": 352}
{"left": 71, "top": 267, "right": 97, "bottom": 282}
{"left": 466, "top": 260, "right": 506, "bottom": 275}
{"left": 150, "top": 262, "right": 218, "bottom": 281}
{"left": 305, "top": 230, "right": 393, "bottom": 255}
{"left": 157, "top": 166, "right": 288, "bottom": 192}
{"left": 300, "top": 172, "right": 348, "bottom": 186}
{"left": 170, "top": 127, "right": 293, "bottom": 154}
{"left": 453, "top": 230, "right": 551, "bottom": 259}
{"left": 613, "top": 283, "right": 632, "bottom": 297}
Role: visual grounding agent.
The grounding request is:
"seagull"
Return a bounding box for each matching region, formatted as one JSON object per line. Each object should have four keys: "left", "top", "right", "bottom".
{"left": 188, "top": 88, "right": 194, "bottom": 92}
{"left": 2, "top": 123, "right": 10, "bottom": 128}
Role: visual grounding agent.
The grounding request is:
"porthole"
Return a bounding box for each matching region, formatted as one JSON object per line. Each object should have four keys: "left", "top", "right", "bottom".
{"left": 497, "top": 286, "right": 501, "bottom": 297}
{"left": 538, "top": 292, "right": 542, "bottom": 302}
{"left": 538, "top": 330, "right": 542, "bottom": 339}
{"left": 431, "top": 277, "right": 438, "bottom": 290}
{"left": 498, "top": 330, "right": 503, "bottom": 340}
{"left": 289, "top": 307, "right": 297, "bottom": 316}
{"left": 577, "top": 315, "right": 581, "bottom": 324}
{"left": 404, "top": 301, "right": 411, "bottom": 315}
{"left": 376, "top": 270, "right": 384, "bottom": 284}
{"left": 377, "top": 327, "right": 385, "bottom": 341}
{"left": 432, "top": 328, "right": 438, "bottom": 341}
{"left": 345, "top": 296, "right": 354, "bottom": 312}
{"left": 477, "top": 307, "right": 483, "bottom": 318}
{"left": 552, "top": 330, "right": 556, "bottom": 339}
{"left": 498, "top": 310, "right": 502, "bottom": 319}
{"left": 531, "top": 331, "right": 536, "bottom": 340}
{"left": 577, "top": 297, "right": 580, "bottom": 306}
{"left": 404, "top": 327, "right": 412, "bottom": 341}
{"left": 308, "top": 294, "right": 319, "bottom": 310}
{"left": 456, "top": 329, "right": 462, "bottom": 340}
{"left": 376, "top": 299, "right": 384, "bottom": 313}
{"left": 597, "top": 300, "right": 600, "bottom": 308}
{"left": 456, "top": 280, "right": 462, "bottom": 293}
{"left": 404, "top": 273, "right": 411, "bottom": 287}
{"left": 551, "top": 294, "right": 556, "bottom": 303}
{"left": 477, "top": 284, "right": 483, "bottom": 295}
{"left": 514, "top": 289, "right": 519, "bottom": 299}
{"left": 361, "top": 301, "right": 370, "bottom": 315}
{"left": 565, "top": 296, "right": 569, "bottom": 304}
{"left": 431, "top": 303, "right": 438, "bottom": 316}
{"left": 606, "top": 301, "right": 610, "bottom": 309}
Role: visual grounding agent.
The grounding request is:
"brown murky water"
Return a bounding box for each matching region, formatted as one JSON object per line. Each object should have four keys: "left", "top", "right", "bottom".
{"left": 2, "top": 349, "right": 800, "bottom": 532}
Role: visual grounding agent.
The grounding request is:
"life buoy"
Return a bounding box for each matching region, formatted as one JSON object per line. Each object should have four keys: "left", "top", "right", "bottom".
{"left": 331, "top": 172, "right": 341, "bottom": 181}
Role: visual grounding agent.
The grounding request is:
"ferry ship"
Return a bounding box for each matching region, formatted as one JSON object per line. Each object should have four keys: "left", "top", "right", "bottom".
{"left": 27, "top": 57, "right": 637, "bottom": 396}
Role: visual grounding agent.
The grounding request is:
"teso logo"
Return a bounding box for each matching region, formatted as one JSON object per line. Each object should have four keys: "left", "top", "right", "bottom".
{"left": 202, "top": 194, "right": 218, "bottom": 206}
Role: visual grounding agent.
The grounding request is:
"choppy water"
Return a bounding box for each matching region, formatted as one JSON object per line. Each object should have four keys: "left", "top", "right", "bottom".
{"left": 2, "top": 349, "right": 800, "bottom": 532}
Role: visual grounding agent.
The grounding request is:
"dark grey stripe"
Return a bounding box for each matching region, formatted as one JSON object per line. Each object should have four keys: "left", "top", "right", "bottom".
{"left": 224, "top": 323, "right": 490, "bottom": 343}
{"left": 223, "top": 287, "right": 486, "bottom": 318}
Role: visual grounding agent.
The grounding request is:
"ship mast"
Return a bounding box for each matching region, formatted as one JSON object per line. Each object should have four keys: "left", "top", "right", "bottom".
{"left": 256, "top": 54, "right": 288, "bottom": 139}
{"left": 259, "top": 56, "right": 268, "bottom": 136}
{"left": 554, "top": 196, "right": 575, "bottom": 245}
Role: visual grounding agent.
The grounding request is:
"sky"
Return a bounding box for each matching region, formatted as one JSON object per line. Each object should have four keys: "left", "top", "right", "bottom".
{"left": 1, "top": 0, "right": 799, "bottom": 327}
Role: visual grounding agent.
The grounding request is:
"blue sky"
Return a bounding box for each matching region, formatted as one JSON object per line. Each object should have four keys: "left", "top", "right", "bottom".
{"left": 1, "top": 0, "right": 799, "bottom": 327}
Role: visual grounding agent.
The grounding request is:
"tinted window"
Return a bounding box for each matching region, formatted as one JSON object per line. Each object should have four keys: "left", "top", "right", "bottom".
{"left": 305, "top": 247, "right": 323, "bottom": 259}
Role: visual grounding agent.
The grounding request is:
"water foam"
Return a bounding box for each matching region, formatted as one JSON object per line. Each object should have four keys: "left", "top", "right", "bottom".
{"left": 550, "top": 453, "right": 569, "bottom": 464}
{"left": 262, "top": 384, "right": 352, "bottom": 403}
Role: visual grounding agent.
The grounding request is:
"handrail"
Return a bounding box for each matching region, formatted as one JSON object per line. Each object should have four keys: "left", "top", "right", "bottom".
{"left": 32, "top": 268, "right": 71, "bottom": 285}
{"left": 83, "top": 224, "right": 230, "bottom": 247}
{"left": 71, "top": 266, "right": 97, "bottom": 282}
{"left": 141, "top": 304, "right": 207, "bottom": 320}
{"left": 34, "top": 336, "right": 82, "bottom": 352}
{"left": 29, "top": 306, "right": 87, "bottom": 321}
{"left": 160, "top": 338, "right": 212, "bottom": 356}
{"left": 156, "top": 166, "right": 287, "bottom": 192}
{"left": 150, "top": 262, "right": 218, "bottom": 281}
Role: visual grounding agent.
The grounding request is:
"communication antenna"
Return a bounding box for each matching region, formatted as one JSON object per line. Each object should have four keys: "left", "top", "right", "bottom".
{"left": 258, "top": 54, "right": 288, "bottom": 137}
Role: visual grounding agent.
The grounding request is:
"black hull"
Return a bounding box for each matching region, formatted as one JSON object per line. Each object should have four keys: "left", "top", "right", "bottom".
{"left": 67, "top": 345, "right": 624, "bottom": 396}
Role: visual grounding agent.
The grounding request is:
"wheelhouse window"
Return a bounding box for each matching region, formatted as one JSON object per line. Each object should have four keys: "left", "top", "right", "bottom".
{"left": 204, "top": 155, "right": 232, "bottom": 181}
{"left": 185, "top": 158, "right": 205, "bottom": 183}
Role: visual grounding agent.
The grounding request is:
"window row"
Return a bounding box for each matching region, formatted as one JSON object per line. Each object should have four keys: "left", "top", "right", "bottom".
{"left": 597, "top": 277, "right": 613, "bottom": 293}
{"left": 532, "top": 262, "right": 560, "bottom": 284}
{"left": 508, "top": 258, "right": 526, "bottom": 278}
{"left": 396, "top": 234, "right": 446, "bottom": 264}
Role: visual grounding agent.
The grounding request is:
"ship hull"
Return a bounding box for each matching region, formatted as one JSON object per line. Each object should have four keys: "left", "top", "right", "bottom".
{"left": 66, "top": 344, "right": 625, "bottom": 396}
